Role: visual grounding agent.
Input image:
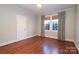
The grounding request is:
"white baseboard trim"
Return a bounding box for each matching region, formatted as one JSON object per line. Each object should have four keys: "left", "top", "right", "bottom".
{"left": 0, "top": 39, "right": 21, "bottom": 47}
{"left": 0, "top": 35, "right": 36, "bottom": 47}
{"left": 65, "top": 39, "right": 74, "bottom": 42}
{"left": 74, "top": 42, "right": 79, "bottom": 52}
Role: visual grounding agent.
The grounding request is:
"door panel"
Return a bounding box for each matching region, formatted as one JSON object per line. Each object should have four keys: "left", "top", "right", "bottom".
{"left": 16, "top": 15, "right": 27, "bottom": 40}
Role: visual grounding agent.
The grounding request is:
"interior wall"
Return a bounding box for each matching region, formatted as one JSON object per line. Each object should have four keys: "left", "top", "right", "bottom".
{"left": 75, "top": 5, "right": 79, "bottom": 50}
{"left": 65, "top": 7, "right": 75, "bottom": 41}
{"left": 36, "top": 15, "right": 42, "bottom": 36}
{"left": 0, "top": 5, "right": 37, "bottom": 46}
{"left": 36, "top": 7, "right": 75, "bottom": 42}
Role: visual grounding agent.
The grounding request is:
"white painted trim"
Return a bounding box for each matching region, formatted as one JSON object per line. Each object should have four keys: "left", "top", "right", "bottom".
{"left": 0, "top": 35, "right": 36, "bottom": 47}
{"left": 0, "top": 39, "right": 21, "bottom": 47}
{"left": 74, "top": 42, "right": 79, "bottom": 52}
{"left": 65, "top": 39, "right": 74, "bottom": 42}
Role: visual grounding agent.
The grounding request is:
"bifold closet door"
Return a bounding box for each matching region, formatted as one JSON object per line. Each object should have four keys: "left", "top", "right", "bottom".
{"left": 16, "top": 15, "right": 27, "bottom": 40}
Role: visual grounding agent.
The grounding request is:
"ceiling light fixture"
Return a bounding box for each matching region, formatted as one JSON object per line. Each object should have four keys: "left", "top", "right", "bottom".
{"left": 37, "top": 4, "right": 42, "bottom": 8}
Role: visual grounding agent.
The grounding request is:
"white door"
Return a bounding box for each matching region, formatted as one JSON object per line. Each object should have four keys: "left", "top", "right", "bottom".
{"left": 16, "top": 15, "right": 27, "bottom": 40}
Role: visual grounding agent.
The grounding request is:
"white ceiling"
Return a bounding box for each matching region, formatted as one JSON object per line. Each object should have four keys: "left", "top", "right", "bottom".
{"left": 18, "top": 4, "right": 75, "bottom": 15}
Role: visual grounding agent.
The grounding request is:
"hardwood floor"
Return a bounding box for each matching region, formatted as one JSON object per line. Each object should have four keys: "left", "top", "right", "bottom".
{"left": 0, "top": 36, "right": 78, "bottom": 54}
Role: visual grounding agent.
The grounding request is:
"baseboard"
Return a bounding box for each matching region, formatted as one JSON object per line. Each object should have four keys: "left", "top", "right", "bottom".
{"left": 0, "top": 35, "right": 36, "bottom": 47}
{"left": 65, "top": 39, "right": 74, "bottom": 42}
{"left": 74, "top": 42, "right": 79, "bottom": 52}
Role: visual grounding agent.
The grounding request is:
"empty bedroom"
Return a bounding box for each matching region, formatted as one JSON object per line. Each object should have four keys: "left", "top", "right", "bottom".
{"left": 0, "top": 4, "right": 79, "bottom": 54}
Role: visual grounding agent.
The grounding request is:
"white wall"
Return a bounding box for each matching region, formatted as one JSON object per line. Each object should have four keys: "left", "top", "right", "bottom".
{"left": 0, "top": 5, "right": 37, "bottom": 46}
{"left": 65, "top": 7, "right": 75, "bottom": 41}
{"left": 36, "top": 15, "right": 41, "bottom": 36}
{"left": 36, "top": 7, "right": 75, "bottom": 42}
{"left": 75, "top": 5, "right": 79, "bottom": 50}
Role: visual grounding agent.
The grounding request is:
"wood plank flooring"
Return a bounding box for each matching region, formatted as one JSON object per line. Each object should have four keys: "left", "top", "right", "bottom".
{"left": 0, "top": 36, "right": 78, "bottom": 54}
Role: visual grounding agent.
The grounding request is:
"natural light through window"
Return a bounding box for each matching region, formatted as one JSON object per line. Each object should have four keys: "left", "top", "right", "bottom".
{"left": 52, "top": 19, "right": 58, "bottom": 30}
{"left": 44, "top": 19, "right": 58, "bottom": 31}
{"left": 44, "top": 20, "right": 50, "bottom": 30}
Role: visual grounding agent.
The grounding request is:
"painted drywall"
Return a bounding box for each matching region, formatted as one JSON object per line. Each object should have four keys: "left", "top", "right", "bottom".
{"left": 0, "top": 5, "right": 37, "bottom": 46}
{"left": 36, "top": 15, "right": 42, "bottom": 36}
{"left": 75, "top": 5, "right": 79, "bottom": 50}
{"left": 36, "top": 7, "right": 75, "bottom": 42}
{"left": 0, "top": 5, "right": 17, "bottom": 44}
{"left": 65, "top": 7, "right": 75, "bottom": 41}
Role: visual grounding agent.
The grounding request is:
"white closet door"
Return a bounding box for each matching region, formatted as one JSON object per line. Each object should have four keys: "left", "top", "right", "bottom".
{"left": 16, "top": 15, "right": 27, "bottom": 40}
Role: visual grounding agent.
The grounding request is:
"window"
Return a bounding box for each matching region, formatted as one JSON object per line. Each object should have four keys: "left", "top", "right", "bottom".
{"left": 52, "top": 20, "right": 58, "bottom": 30}
{"left": 44, "top": 20, "right": 50, "bottom": 30}
{"left": 44, "top": 19, "right": 58, "bottom": 30}
{"left": 44, "top": 15, "right": 58, "bottom": 31}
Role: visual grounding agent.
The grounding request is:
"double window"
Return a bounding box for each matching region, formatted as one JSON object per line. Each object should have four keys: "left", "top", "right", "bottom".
{"left": 44, "top": 19, "right": 58, "bottom": 30}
